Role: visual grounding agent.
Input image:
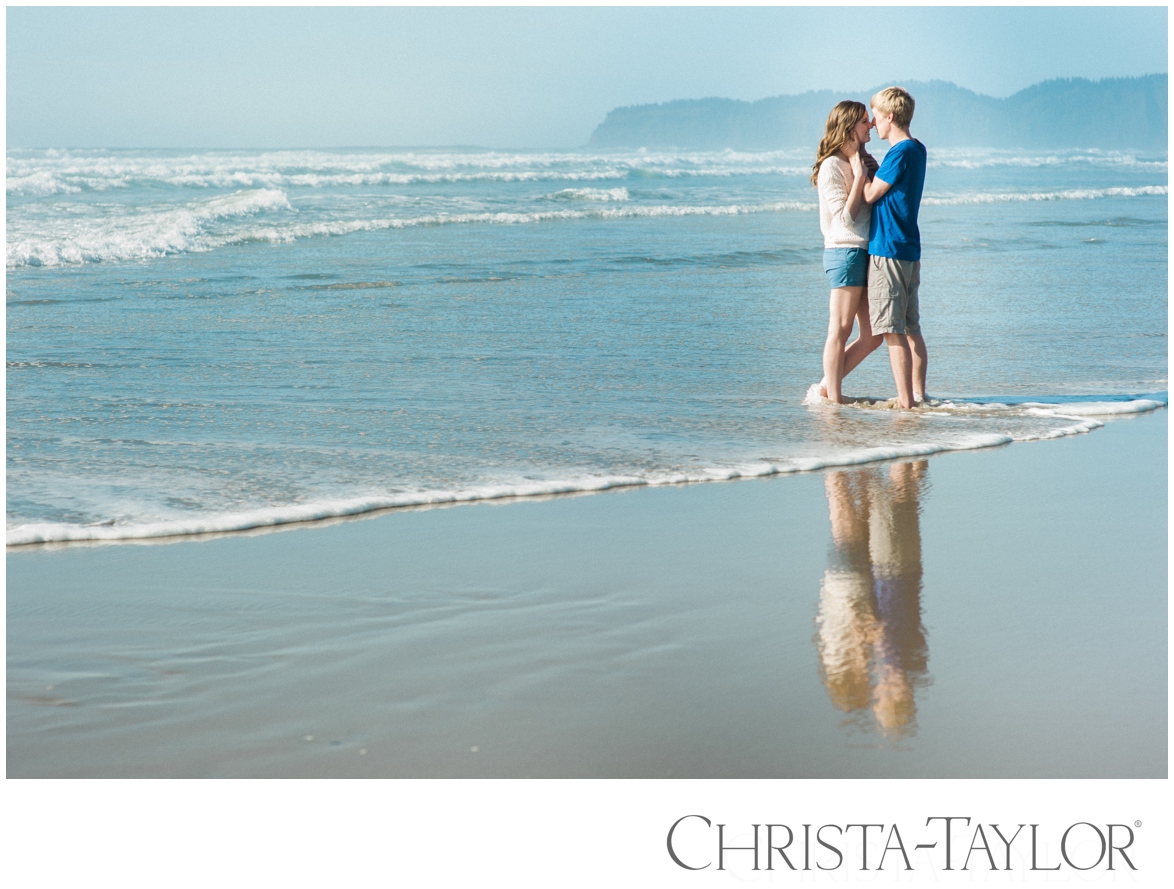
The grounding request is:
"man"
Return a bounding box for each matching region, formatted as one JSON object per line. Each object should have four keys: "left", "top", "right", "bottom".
{"left": 863, "top": 87, "right": 928, "bottom": 409}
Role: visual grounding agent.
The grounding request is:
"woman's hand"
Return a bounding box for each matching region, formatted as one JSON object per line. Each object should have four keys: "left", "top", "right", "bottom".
{"left": 844, "top": 151, "right": 868, "bottom": 221}
{"left": 848, "top": 150, "right": 865, "bottom": 182}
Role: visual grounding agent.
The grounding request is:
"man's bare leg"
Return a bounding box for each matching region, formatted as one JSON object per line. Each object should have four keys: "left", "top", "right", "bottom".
{"left": 884, "top": 333, "right": 915, "bottom": 409}
{"left": 909, "top": 333, "right": 928, "bottom": 403}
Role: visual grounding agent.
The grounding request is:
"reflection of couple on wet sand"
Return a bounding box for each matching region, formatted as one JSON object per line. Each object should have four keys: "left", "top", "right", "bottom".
{"left": 815, "top": 461, "right": 929, "bottom": 737}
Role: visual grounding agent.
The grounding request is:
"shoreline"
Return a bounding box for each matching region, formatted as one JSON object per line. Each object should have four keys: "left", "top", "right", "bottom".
{"left": 7, "top": 395, "right": 1165, "bottom": 549}
{"left": 7, "top": 409, "right": 1167, "bottom": 778}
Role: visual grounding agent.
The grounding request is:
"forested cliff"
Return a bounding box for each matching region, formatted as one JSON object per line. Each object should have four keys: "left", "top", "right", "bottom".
{"left": 588, "top": 76, "right": 1167, "bottom": 150}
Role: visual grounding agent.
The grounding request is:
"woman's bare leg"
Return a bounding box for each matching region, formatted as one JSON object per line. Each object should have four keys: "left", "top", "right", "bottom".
{"left": 821, "top": 286, "right": 865, "bottom": 403}
{"left": 820, "top": 288, "right": 882, "bottom": 399}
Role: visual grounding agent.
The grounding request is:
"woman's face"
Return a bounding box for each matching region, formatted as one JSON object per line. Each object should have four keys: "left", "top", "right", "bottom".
{"left": 851, "top": 113, "right": 872, "bottom": 148}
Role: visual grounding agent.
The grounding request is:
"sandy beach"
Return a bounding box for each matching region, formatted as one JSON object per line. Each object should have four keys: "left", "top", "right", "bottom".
{"left": 7, "top": 409, "right": 1165, "bottom": 778}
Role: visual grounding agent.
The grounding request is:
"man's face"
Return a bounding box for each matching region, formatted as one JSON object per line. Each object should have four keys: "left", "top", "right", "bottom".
{"left": 871, "top": 108, "right": 893, "bottom": 140}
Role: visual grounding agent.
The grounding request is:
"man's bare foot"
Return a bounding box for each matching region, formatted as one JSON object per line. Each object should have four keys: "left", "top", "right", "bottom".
{"left": 818, "top": 379, "right": 829, "bottom": 399}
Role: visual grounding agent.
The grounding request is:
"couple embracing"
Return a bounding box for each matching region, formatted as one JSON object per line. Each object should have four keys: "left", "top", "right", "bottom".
{"left": 812, "top": 87, "right": 927, "bottom": 409}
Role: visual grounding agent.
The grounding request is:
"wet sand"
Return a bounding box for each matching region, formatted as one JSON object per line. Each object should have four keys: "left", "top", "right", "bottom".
{"left": 6, "top": 410, "right": 1166, "bottom": 778}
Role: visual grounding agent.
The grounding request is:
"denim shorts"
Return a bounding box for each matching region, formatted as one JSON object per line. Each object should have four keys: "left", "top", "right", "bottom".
{"left": 822, "top": 247, "right": 869, "bottom": 288}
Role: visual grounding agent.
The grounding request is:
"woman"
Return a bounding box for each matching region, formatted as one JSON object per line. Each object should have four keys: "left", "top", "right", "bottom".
{"left": 812, "top": 101, "right": 882, "bottom": 403}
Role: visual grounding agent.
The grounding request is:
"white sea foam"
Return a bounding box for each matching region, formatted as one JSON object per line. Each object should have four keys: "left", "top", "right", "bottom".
{"left": 15, "top": 176, "right": 1163, "bottom": 269}
{"left": 6, "top": 148, "right": 817, "bottom": 194}
{"left": 547, "top": 187, "right": 631, "bottom": 202}
{"left": 8, "top": 178, "right": 1159, "bottom": 267}
{"left": 5, "top": 171, "right": 83, "bottom": 195}
{"left": 7, "top": 166, "right": 814, "bottom": 191}
{"left": 923, "top": 185, "right": 1167, "bottom": 205}
{"left": 1019, "top": 398, "right": 1166, "bottom": 417}
{"left": 8, "top": 147, "right": 1164, "bottom": 195}
{"left": 927, "top": 149, "right": 1167, "bottom": 172}
{"left": 229, "top": 201, "right": 818, "bottom": 246}
{"left": 6, "top": 188, "right": 292, "bottom": 267}
{"left": 9, "top": 146, "right": 1164, "bottom": 267}
{"left": 803, "top": 392, "right": 1164, "bottom": 421}
{"left": 7, "top": 397, "right": 1162, "bottom": 546}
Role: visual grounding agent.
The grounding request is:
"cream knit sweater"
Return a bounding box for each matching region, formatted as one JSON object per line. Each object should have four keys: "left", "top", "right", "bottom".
{"left": 817, "top": 155, "right": 871, "bottom": 249}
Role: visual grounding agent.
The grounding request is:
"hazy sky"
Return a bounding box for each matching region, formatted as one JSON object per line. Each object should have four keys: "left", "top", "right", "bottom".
{"left": 6, "top": 5, "right": 1168, "bottom": 148}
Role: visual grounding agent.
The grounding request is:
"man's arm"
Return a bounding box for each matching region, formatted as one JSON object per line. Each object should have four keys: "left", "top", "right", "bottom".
{"left": 863, "top": 175, "right": 892, "bottom": 204}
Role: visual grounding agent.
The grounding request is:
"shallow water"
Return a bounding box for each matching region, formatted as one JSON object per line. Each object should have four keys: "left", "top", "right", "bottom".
{"left": 6, "top": 146, "right": 1168, "bottom": 544}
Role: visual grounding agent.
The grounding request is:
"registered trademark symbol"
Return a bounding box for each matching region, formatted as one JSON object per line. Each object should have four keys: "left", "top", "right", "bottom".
{"left": 1134, "top": 821, "right": 1141, "bottom": 828}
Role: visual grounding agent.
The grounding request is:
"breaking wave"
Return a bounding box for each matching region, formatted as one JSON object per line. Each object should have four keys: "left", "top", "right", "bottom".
{"left": 923, "top": 185, "right": 1167, "bottom": 205}
{"left": 7, "top": 397, "right": 1164, "bottom": 547}
{"left": 7, "top": 189, "right": 292, "bottom": 267}
{"left": 928, "top": 149, "right": 1167, "bottom": 171}
{"left": 6, "top": 148, "right": 815, "bottom": 194}
{"left": 546, "top": 187, "right": 630, "bottom": 202}
{"left": 7, "top": 198, "right": 816, "bottom": 267}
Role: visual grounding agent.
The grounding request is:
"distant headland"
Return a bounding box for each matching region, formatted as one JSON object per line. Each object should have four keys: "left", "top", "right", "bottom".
{"left": 587, "top": 75, "right": 1167, "bottom": 150}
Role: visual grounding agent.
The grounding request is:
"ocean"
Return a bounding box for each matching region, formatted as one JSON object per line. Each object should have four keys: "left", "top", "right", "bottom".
{"left": 5, "top": 145, "right": 1168, "bottom": 545}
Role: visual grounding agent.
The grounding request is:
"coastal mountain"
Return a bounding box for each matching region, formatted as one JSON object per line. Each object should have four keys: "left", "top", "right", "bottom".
{"left": 587, "top": 75, "right": 1168, "bottom": 150}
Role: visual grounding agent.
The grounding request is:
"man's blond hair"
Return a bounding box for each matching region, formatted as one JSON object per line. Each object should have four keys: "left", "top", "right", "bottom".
{"left": 871, "top": 87, "right": 915, "bottom": 129}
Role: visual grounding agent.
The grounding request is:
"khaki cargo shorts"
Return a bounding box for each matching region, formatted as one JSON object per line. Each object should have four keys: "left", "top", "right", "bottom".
{"left": 868, "top": 255, "right": 921, "bottom": 336}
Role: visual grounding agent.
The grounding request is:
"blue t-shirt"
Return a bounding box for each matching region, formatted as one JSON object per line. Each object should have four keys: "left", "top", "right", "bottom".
{"left": 868, "top": 139, "right": 926, "bottom": 261}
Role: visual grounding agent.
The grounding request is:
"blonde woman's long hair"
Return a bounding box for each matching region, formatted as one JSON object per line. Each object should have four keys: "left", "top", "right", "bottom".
{"left": 811, "top": 100, "right": 869, "bottom": 186}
